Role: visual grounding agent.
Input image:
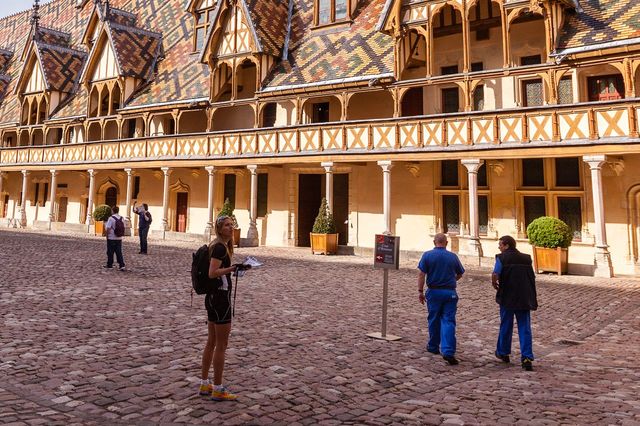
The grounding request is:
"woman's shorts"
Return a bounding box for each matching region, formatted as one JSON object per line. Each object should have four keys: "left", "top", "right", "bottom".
{"left": 205, "top": 291, "right": 232, "bottom": 324}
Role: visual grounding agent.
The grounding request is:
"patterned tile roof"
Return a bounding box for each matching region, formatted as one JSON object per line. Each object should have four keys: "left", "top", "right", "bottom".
{"left": 37, "top": 42, "right": 86, "bottom": 93}
{"left": 0, "top": 48, "right": 13, "bottom": 73}
{"left": 108, "top": 22, "right": 162, "bottom": 80}
{"left": 558, "top": 0, "right": 640, "bottom": 49}
{"left": 244, "top": 0, "right": 290, "bottom": 57}
{"left": 264, "top": 0, "right": 394, "bottom": 90}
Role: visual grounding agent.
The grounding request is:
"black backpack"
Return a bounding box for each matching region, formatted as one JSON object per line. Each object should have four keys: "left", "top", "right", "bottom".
{"left": 114, "top": 216, "right": 125, "bottom": 237}
{"left": 145, "top": 211, "right": 152, "bottom": 225}
{"left": 191, "top": 244, "right": 219, "bottom": 295}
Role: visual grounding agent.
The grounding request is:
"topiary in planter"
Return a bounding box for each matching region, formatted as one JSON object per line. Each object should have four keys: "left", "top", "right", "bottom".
{"left": 312, "top": 198, "right": 336, "bottom": 234}
{"left": 92, "top": 204, "right": 112, "bottom": 222}
{"left": 526, "top": 216, "right": 573, "bottom": 248}
{"left": 218, "top": 198, "right": 238, "bottom": 229}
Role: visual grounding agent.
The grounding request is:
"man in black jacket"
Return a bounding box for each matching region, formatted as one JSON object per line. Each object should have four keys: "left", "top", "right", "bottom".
{"left": 491, "top": 235, "right": 538, "bottom": 371}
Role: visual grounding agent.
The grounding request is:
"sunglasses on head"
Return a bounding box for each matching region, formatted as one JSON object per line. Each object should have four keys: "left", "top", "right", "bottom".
{"left": 216, "top": 215, "right": 230, "bottom": 224}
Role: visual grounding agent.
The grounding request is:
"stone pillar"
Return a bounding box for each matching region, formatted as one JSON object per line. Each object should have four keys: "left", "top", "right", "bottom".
{"left": 0, "top": 172, "right": 6, "bottom": 218}
{"left": 377, "top": 161, "right": 393, "bottom": 234}
{"left": 246, "top": 165, "right": 259, "bottom": 246}
{"left": 20, "top": 170, "right": 30, "bottom": 227}
{"left": 48, "top": 170, "right": 58, "bottom": 230}
{"left": 583, "top": 155, "right": 614, "bottom": 277}
{"left": 124, "top": 168, "right": 134, "bottom": 235}
{"left": 204, "top": 166, "right": 216, "bottom": 239}
{"left": 86, "top": 169, "right": 96, "bottom": 232}
{"left": 161, "top": 167, "right": 171, "bottom": 238}
{"left": 321, "top": 162, "right": 334, "bottom": 213}
{"left": 461, "top": 159, "right": 484, "bottom": 258}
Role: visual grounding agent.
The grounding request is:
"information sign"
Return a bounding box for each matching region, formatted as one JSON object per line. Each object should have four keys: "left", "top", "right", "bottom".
{"left": 374, "top": 234, "right": 400, "bottom": 270}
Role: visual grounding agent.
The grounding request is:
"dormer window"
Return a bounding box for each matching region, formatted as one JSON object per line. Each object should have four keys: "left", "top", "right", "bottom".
{"left": 315, "top": 0, "right": 352, "bottom": 27}
{"left": 194, "top": 0, "right": 217, "bottom": 52}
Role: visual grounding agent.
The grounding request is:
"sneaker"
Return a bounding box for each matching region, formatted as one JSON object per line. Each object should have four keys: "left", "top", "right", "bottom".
{"left": 102, "top": 265, "right": 113, "bottom": 269}
{"left": 495, "top": 351, "right": 510, "bottom": 363}
{"left": 118, "top": 266, "right": 126, "bottom": 271}
{"left": 521, "top": 358, "right": 533, "bottom": 371}
{"left": 443, "top": 355, "right": 459, "bottom": 365}
{"left": 211, "top": 386, "right": 238, "bottom": 402}
{"left": 198, "top": 383, "right": 213, "bottom": 396}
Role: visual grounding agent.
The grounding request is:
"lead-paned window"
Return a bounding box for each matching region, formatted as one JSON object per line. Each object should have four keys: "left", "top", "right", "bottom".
{"left": 441, "top": 160, "right": 459, "bottom": 187}
{"left": 524, "top": 196, "right": 546, "bottom": 230}
{"left": 522, "top": 79, "right": 543, "bottom": 107}
{"left": 558, "top": 197, "right": 582, "bottom": 240}
{"left": 522, "top": 159, "right": 544, "bottom": 187}
{"left": 555, "top": 157, "right": 580, "bottom": 187}
{"left": 558, "top": 77, "right": 573, "bottom": 104}
{"left": 443, "top": 195, "right": 460, "bottom": 234}
{"left": 257, "top": 174, "right": 268, "bottom": 218}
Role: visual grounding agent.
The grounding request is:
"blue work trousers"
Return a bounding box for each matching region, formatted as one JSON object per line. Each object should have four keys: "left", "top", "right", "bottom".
{"left": 496, "top": 307, "right": 534, "bottom": 361}
{"left": 106, "top": 239, "right": 125, "bottom": 268}
{"left": 425, "top": 288, "right": 458, "bottom": 357}
{"left": 138, "top": 226, "right": 149, "bottom": 253}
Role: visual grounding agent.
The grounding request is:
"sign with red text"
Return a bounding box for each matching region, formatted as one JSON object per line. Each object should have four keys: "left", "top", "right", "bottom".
{"left": 374, "top": 234, "right": 400, "bottom": 270}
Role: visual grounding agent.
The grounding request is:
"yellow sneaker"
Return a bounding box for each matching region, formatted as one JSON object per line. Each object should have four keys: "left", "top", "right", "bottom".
{"left": 198, "top": 383, "right": 213, "bottom": 396}
{"left": 211, "top": 386, "right": 238, "bottom": 401}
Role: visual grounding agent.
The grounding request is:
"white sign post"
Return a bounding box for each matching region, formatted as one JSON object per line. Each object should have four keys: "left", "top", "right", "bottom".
{"left": 367, "top": 234, "right": 402, "bottom": 341}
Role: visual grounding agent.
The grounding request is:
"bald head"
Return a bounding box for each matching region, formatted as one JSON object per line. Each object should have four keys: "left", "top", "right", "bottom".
{"left": 433, "top": 233, "right": 448, "bottom": 247}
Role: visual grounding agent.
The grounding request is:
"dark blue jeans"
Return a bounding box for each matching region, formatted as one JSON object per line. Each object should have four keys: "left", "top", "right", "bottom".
{"left": 139, "top": 226, "right": 149, "bottom": 253}
{"left": 106, "top": 239, "right": 125, "bottom": 268}
{"left": 496, "top": 307, "right": 534, "bottom": 361}
{"left": 425, "top": 288, "right": 458, "bottom": 356}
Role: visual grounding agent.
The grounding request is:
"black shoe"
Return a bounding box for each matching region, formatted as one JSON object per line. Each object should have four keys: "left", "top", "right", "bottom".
{"left": 443, "top": 355, "right": 459, "bottom": 365}
{"left": 521, "top": 358, "right": 533, "bottom": 371}
{"left": 102, "top": 265, "right": 113, "bottom": 269}
{"left": 427, "top": 348, "right": 440, "bottom": 355}
{"left": 495, "top": 351, "right": 510, "bottom": 363}
{"left": 118, "top": 266, "right": 126, "bottom": 271}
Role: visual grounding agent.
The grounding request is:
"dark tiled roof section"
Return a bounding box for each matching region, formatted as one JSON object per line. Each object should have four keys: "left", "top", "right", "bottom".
{"left": 0, "top": 48, "right": 13, "bottom": 73}
{"left": 109, "top": 23, "right": 162, "bottom": 79}
{"left": 0, "top": 75, "right": 9, "bottom": 103}
{"left": 265, "top": 0, "right": 394, "bottom": 89}
{"left": 37, "top": 43, "right": 86, "bottom": 93}
{"left": 558, "top": 0, "right": 640, "bottom": 49}
{"left": 245, "top": 0, "right": 289, "bottom": 57}
{"left": 107, "top": 7, "right": 137, "bottom": 27}
{"left": 53, "top": 85, "right": 87, "bottom": 117}
{"left": 37, "top": 26, "right": 72, "bottom": 47}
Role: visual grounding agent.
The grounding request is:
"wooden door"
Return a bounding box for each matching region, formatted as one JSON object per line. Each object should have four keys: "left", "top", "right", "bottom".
{"left": 57, "top": 197, "right": 68, "bottom": 222}
{"left": 175, "top": 192, "right": 188, "bottom": 232}
{"left": 588, "top": 75, "right": 624, "bottom": 102}
{"left": 297, "top": 174, "right": 322, "bottom": 247}
{"left": 105, "top": 187, "right": 117, "bottom": 207}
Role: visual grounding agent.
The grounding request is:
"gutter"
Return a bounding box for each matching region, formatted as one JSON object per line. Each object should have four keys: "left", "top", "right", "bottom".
{"left": 551, "top": 37, "right": 640, "bottom": 62}
{"left": 260, "top": 73, "right": 395, "bottom": 94}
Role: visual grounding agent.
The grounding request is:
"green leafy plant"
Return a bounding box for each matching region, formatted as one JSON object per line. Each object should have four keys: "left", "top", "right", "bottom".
{"left": 218, "top": 198, "right": 239, "bottom": 229}
{"left": 92, "top": 204, "right": 112, "bottom": 222}
{"left": 526, "top": 216, "right": 573, "bottom": 248}
{"left": 312, "top": 198, "right": 336, "bottom": 234}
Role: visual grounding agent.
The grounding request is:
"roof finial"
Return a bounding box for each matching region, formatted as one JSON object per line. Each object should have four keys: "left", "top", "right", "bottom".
{"left": 31, "top": 0, "right": 40, "bottom": 38}
{"left": 104, "top": 0, "right": 110, "bottom": 20}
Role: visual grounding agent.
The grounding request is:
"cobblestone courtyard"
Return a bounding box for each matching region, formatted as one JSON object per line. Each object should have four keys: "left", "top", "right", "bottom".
{"left": 1, "top": 229, "right": 639, "bottom": 425}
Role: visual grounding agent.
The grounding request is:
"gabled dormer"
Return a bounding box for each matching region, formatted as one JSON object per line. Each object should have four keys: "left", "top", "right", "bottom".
{"left": 199, "top": 0, "right": 288, "bottom": 102}
{"left": 79, "top": 0, "right": 163, "bottom": 118}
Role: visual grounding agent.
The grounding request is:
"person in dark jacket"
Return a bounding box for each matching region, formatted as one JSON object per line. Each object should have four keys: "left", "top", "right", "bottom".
{"left": 491, "top": 235, "right": 538, "bottom": 371}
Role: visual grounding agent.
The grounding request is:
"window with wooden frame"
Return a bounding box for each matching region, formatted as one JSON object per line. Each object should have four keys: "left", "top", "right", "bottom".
{"left": 521, "top": 78, "right": 544, "bottom": 107}
{"left": 315, "top": 0, "right": 350, "bottom": 27}
{"left": 193, "top": 0, "right": 217, "bottom": 52}
{"left": 517, "top": 158, "right": 584, "bottom": 240}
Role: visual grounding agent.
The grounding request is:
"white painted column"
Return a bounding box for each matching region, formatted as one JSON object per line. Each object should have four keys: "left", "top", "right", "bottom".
{"left": 246, "top": 165, "right": 259, "bottom": 246}
{"left": 48, "top": 170, "right": 58, "bottom": 230}
{"left": 204, "top": 165, "right": 215, "bottom": 239}
{"left": 86, "top": 169, "right": 96, "bottom": 232}
{"left": 583, "top": 155, "right": 613, "bottom": 277}
{"left": 0, "top": 172, "right": 6, "bottom": 218}
{"left": 20, "top": 170, "right": 30, "bottom": 227}
{"left": 377, "top": 160, "right": 393, "bottom": 234}
{"left": 321, "top": 161, "right": 334, "bottom": 213}
{"left": 161, "top": 167, "right": 171, "bottom": 237}
{"left": 124, "top": 168, "right": 134, "bottom": 235}
{"left": 461, "top": 159, "right": 484, "bottom": 258}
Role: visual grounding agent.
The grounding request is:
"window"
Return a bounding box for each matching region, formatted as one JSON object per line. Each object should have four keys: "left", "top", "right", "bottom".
{"left": 441, "top": 65, "right": 459, "bottom": 75}
{"left": 223, "top": 174, "right": 236, "bottom": 208}
{"left": 442, "top": 88, "right": 459, "bottom": 113}
{"left": 475, "top": 27, "right": 490, "bottom": 41}
{"left": 257, "top": 174, "right": 268, "bottom": 217}
{"left": 473, "top": 85, "right": 484, "bottom": 111}
{"left": 588, "top": 75, "right": 624, "bottom": 102}
{"left": 471, "top": 62, "right": 484, "bottom": 72}
{"left": 522, "top": 79, "right": 543, "bottom": 107}
{"left": 524, "top": 196, "right": 546, "bottom": 229}
{"left": 193, "top": 2, "right": 216, "bottom": 52}
{"left": 441, "top": 160, "right": 459, "bottom": 187}
{"left": 558, "top": 77, "right": 573, "bottom": 104}
{"left": 558, "top": 197, "right": 582, "bottom": 240}
{"left": 555, "top": 157, "right": 580, "bottom": 187}
{"left": 312, "top": 102, "right": 330, "bottom": 123}
{"left": 520, "top": 55, "right": 542, "bottom": 66}
{"left": 442, "top": 195, "right": 460, "bottom": 234}
{"left": 522, "top": 159, "right": 544, "bottom": 187}
{"left": 316, "top": 0, "right": 349, "bottom": 26}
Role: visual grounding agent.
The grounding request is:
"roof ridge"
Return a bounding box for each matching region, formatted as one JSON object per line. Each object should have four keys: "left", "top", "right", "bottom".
{"left": 38, "top": 25, "right": 71, "bottom": 38}
{"left": 36, "top": 41, "right": 87, "bottom": 56}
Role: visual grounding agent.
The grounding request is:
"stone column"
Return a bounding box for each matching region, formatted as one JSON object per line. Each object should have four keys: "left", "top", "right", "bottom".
{"left": 461, "top": 159, "right": 484, "bottom": 258}
{"left": 20, "top": 170, "right": 30, "bottom": 227}
{"left": 124, "top": 168, "right": 134, "bottom": 235}
{"left": 0, "top": 172, "right": 6, "bottom": 218}
{"left": 161, "top": 167, "right": 171, "bottom": 238}
{"left": 583, "top": 155, "right": 614, "bottom": 277}
{"left": 321, "top": 162, "right": 334, "bottom": 213}
{"left": 377, "top": 161, "right": 393, "bottom": 234}
{"left": 86, "top": 169, "right": 96, "bottom": 232}
{"left": 246, "top": 165, "right": 259, "bottom": 246}
{"left": 204, "top": 166, "right": 216, "bottom": 239}
{"left": 48, "top": 170, "right": 58, "bottom": 230}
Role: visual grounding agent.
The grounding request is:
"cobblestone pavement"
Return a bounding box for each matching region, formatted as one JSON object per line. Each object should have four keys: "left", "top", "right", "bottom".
{"left": 1, "top": 229, "right": 639, "bottom": 425}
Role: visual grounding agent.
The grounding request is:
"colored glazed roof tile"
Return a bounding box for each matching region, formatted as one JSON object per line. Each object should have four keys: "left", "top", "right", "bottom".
{"left": 558, "top": 0, "right": 640, "bottom": 49}
{"left": 108, "top": 22, "right": 162, "bottom": 79}
{"left": 0, "top": 48, "right": 13, "bottom": 72}
{"left": 37, "top": 42, "right": 86, "bottom": 93}
{"left": 244, "top": 0, "right": 290, "bottom": 57}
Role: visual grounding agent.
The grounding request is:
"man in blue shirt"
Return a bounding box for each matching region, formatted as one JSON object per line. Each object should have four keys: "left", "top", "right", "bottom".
{"left": 417, "top": 233, "right": 465, "bottom": 365}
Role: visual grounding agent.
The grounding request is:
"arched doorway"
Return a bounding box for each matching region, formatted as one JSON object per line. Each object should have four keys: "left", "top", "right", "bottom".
{"left": 105, "top": 187, "right": 117, "bottom": 208}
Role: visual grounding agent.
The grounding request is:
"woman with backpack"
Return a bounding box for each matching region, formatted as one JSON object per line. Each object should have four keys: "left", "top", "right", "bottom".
{"left": 199, "top": 215, "right": 239, "bottom": 401}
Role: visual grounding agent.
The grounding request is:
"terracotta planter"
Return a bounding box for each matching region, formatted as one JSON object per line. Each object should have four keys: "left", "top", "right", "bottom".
{"left": 95, "top": 220, "right": 106, "bottom": 236}
{"left": 310, "top": 233, "right": 338, "bottom": 255}
{"left": 532, "top": 246, "right": 568, "bottom": 275}
{"left": 233, "top": 228, "right": 241, "bottom": 247}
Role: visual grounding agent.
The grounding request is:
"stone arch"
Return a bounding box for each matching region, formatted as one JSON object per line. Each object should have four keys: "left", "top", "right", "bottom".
{"left": 169, "top": 179, "right": 190, "bottom": 232}
{"left": 97, "top": 178, "right": 120, "bottom": 208}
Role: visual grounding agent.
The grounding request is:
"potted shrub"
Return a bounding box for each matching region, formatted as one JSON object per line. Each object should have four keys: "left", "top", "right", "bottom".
{"left": 526, "top": 216, "right": 573, "bottom": 275}
{"left": 218, "top": 198, "right": 240, "bottom": 247}
{"left": 92, "top": 204, "right": 112, "bottom": 236}
{"left": 310, "top": 197, "right": 338, "bottom": 255}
